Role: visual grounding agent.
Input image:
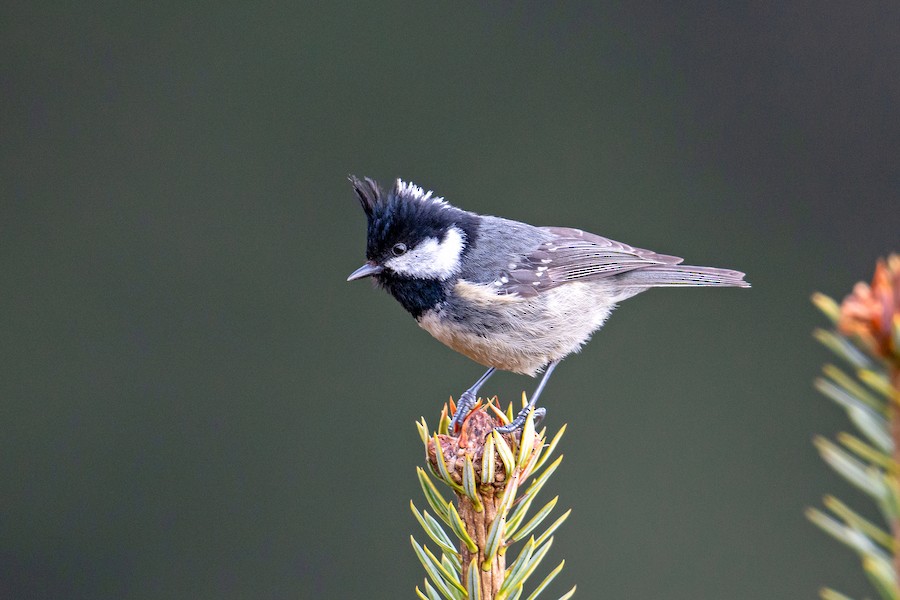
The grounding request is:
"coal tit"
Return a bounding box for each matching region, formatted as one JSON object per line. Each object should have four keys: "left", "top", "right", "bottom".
{"left": 347, "top": 176, "right": 749, "bottom": 433}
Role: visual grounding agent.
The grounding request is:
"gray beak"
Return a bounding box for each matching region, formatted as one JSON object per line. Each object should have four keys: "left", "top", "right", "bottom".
{"left": 347, "top": 262, "right": 384, "bottom": 281}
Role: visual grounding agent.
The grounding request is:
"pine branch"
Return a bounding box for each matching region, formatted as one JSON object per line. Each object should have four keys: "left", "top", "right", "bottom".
{"left": 412, "top": 398, "right": 575, "bottom": 599}
{"left": 809, "top": 254, "right": 900, "bottom": 600}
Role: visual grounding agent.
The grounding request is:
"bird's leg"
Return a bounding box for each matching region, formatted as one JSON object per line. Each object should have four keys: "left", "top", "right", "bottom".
{"left": 495, "top": 360, "right": 560, "bottom": 434}
{"left": 450, "top": 367, "right": 496, "bottom": 433}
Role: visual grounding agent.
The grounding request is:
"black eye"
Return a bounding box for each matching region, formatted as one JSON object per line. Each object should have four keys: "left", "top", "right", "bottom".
{"left": 391, "top": 242, "right": 407, "bottom": 256}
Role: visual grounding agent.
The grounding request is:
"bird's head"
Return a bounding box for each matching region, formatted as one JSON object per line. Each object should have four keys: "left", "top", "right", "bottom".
{"left": 346, "top": 176, "right": 477, "bottom": 285}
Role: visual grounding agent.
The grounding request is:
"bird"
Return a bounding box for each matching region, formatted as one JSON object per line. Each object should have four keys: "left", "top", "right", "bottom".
{"left": 346, "top": 176, "right": 749, "bottom": 433}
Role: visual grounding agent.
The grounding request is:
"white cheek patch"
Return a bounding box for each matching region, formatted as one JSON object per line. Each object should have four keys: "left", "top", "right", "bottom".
{"left": 386, "top": 226, "right": 466, "bottom": 279}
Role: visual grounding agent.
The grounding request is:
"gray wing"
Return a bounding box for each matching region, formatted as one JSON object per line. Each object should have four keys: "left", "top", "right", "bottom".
{"left": 498, "top": 226, "right": 685, "bottom": 297}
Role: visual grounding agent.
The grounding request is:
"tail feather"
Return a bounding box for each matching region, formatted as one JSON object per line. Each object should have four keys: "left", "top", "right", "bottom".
{"left": 619, "top": 265, "right": 750, "bottom": 288}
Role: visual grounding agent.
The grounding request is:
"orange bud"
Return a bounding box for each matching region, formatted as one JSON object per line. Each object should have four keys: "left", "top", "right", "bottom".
{"left": 838, "top": 254, "right": 900, "bottom": 360}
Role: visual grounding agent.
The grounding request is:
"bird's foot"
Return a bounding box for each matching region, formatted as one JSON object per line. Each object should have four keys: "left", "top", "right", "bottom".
{"left": 495, "top": 406, "right": 546, "bottom": 434}
{"left": 449, "top": 390, "right": 477, "bottom": 433}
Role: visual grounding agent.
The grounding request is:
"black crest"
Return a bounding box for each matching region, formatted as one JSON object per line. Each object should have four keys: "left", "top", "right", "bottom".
{"left": 349, "top": 176, "right": 479, "bottom": 262}
{"left": 349, "top": 175, "right": 382, "bottom": 219}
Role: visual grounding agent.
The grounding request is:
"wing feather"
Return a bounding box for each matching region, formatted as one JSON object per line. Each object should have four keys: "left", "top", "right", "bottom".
{"left": 497, "top": 227, "right": 683, "bottom": 296}
{"left": 494, "top": 226, "right": 747, "bottom": 296}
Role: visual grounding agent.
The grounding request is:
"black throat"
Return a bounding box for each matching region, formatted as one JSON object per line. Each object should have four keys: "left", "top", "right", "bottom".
{"left": 380, "top": 275, "right": 447, "bottom": 319}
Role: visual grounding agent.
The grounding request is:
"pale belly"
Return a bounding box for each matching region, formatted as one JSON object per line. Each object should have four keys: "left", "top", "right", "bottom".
{"left": 417, "top": 279, "right": 614, "bottom": 375}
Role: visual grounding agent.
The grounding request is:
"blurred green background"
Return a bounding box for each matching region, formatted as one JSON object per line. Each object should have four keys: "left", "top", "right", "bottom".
{"left": 2, "top": 3, "right": 898, "bottom": 599}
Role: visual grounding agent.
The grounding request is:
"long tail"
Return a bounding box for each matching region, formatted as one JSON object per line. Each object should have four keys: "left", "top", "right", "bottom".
{"left": 619, "top": 265, "right": 750, "bottom": 288}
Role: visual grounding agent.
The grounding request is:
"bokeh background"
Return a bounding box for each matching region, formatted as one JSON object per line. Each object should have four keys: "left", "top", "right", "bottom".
{"left": 2, "top": 3, "right": 898, "bottom": 599}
